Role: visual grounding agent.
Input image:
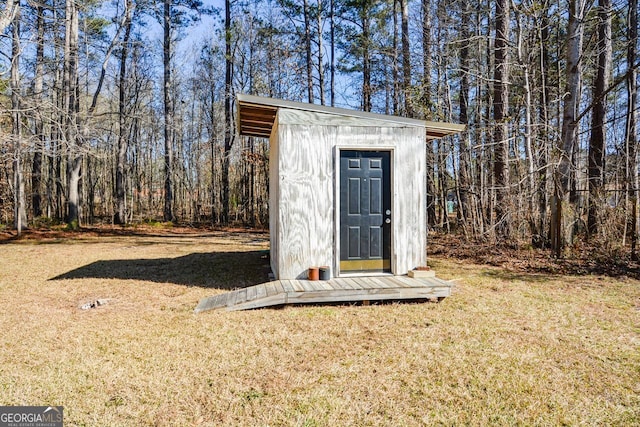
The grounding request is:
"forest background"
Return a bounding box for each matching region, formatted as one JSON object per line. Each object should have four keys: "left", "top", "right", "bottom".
{"left": 0, "top": 0, "right": 638, "bottom": 258}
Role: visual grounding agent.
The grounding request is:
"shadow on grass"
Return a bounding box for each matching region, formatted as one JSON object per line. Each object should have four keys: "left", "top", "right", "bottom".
{"left": 50, "top": 250, "right": 271, "bottom": 290}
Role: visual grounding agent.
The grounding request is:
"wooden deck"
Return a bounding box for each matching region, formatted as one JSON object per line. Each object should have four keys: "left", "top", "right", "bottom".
{"left": 194, "top": 276, "right": 453, "bottom": 313}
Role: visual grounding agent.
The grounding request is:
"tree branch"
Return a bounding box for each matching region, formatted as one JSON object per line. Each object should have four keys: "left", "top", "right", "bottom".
{"left": 0, "top": 0, "right": 17, "bottom": 34}
{"left": 575, "top": 60, "right": 640, "bottom": 124}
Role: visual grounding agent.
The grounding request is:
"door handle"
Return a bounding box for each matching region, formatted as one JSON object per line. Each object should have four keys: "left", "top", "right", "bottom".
{"left": 385, "top": 218, "right": 391, "bottom": 224}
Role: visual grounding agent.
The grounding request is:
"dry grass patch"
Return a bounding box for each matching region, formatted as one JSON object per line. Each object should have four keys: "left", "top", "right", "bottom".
{"left": 0, "top": 229, "right": 638, "bottom": 426}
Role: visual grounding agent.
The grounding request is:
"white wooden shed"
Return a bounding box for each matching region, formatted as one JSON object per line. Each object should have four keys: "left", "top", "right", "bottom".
{"left": 237, "top": 94, "right": 464, "bottom": 280}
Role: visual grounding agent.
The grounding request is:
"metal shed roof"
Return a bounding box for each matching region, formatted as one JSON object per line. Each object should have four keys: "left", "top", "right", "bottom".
{"left": 237, "top": 94, "right": 465, "bottom": 140}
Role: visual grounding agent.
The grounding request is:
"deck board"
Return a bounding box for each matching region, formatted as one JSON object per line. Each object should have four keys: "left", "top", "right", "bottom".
{"left": 308, "top": 280, "right": 326, "bottom": 292}
{"left": 343, "top": 277, "right": 367, "bottom": 289}
{"left": 232, "top": 289, "right": 246, "bottom": 306}
{"left": 317, "top": 280, "right": 334, "bottom": 291}
{"left": 289, "top": 280, "right": 305, "bottom": 292}
{"left": 330, "top": 278, "right": 351, "bottom": 289}
{"left": 255, "top": 284, "right": 267, "bottom": 300}
{"left": 225, "top": 290, "right": 237, "bottom": 307}
{"left": 368, "top": 277, "right": 394, "bottom": 288}
{"left": 386, "top": 276, "right": 412, "bottom": 288}
{"left": 351, "top": 277, "right": 371, "bottom": 288}
{"left": 395, "top": 276, "right": 421, "bottom": 288}
{"left": 265, "top": 282, "right": 278, "bottom": 297}
{"left": 246, "top": 285, "right": 257, "bottom": 301}
{"left": 194, "top": 275, "right": 453, "bottom": 313}
{"left": 281, "top": 280, "right": 295, "bottom": 293}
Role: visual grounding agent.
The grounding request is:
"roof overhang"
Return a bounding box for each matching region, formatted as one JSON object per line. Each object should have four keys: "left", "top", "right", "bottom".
{"left": 237, "top": 93, "right": 465, "bottom": 140}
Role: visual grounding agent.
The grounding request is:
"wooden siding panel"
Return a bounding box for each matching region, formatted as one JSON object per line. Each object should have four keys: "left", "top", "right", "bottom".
{"left": 386, "top": 126, "right": 427, "bottom": 274}
{"left": 269, "top": 117, "right": 280, "bottom": 278}
{"left": 276, "top": 114, "right": 335, "bottom": 279}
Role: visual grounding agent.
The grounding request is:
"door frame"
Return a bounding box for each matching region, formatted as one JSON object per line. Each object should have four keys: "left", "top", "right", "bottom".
{"left": 334, "top": 146, "right": 395, "bottom": 277}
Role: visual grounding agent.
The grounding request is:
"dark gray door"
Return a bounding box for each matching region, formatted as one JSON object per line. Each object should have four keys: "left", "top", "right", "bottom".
{"left": 339, "top": 150, "right": 391, "bottom": 273}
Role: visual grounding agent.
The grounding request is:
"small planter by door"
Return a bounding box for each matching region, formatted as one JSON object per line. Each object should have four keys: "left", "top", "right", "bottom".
{"left": 308, "top": 267, "right": 319, "bottom": 281}
{"left": 319, "top": 266, "right": 331, "bottom": 280}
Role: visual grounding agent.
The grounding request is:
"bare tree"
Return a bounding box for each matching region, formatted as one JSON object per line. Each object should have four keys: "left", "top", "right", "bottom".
{"left": 222, "top": 0, "right": 234, "bottom": 224}
{"left": 421, "top": 0, "right": 432, "bottom": 116}
{"left": 552, "top": 0, "right": 587, "bottom": 256}
{"left": 493, "top": 0, "right": 510, "bottom": 238}
{"left": 626, "top": 0, "right": 638, "bottom": 258}
{"left": 339, "top": 0, "right": 375, "bottom": 111}
{"left": 317, "top": 0, "right": 325, "bottom": 105}
{"left": 457, "top": 0, "right": 471, "bottom": 236}
{"left": 64, "top": 0, "right": 81, "bottom": 227}
{"left": 11, "top": 0, "right": 26, "bottom": 234}
{"left": 330, "top": 0, "right": 335, "bottom": 106}
{"left": 31, "top": 0, "right": 45, "bottom": 219}
{"left": 423, "top": 0, "right": 437, "bottom": 227}
{"left": 303, "top": 0, "right": 314, "bottom": 102}
{"left": 587, "top": 0, "right": 611, "bottom": 237}
{"left": 392, "top": 0, "right": 399, "bottom": 114}
{"left": 0, "top": 0, "right": 17, "bottom": 33}
{"left": 400, "top": 0, "right": 412, "bottom": 117}
{"left": 535, "top": 5, "right": 552, "bottom": 247}
{"left": 513, "top": 7, "right": 535, "bottom": 243}
{"left": 115, "top": 0, "right": 134, "bottom": 224}
{"left": 163, "top": 0, "right": 175, "bottom": 222}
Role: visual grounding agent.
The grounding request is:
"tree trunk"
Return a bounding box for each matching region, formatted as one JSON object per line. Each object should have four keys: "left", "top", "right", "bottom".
{"left": 422, "top": 0, "right": 431, "bottom": 117}
{"left": 49, "top": 21, "right": 63, "bottom": 223}
{"left": 303, "top": 0, "right": 314, "bottom": 103}
{"left": 67, "top": 157, "right": 82, "bottom": 225}
{"left": 493, "top": 0, "right": 510, "bottom": 238}
{"left": 553, "top": 0, "right": 586, "bottom": 256}
{"left": 163, "top": 0, "right": 174, "bottom": 222}
{"left": 457, "top": 0, "right": 470, "bottom": 234}
{"left": 536, "top": 9, "right": 551, "bottom": 247}
{"left": 587, "top": 0, "right": 611, "bottom": 237}
{"left": 65, "top": 0, "right": 81, "bottom": 228}
{"left": 330, "top": 0, "right": 335, "bottom": 106}
{"left": 437, "top": 137, "right": 448, "bottom": 229}
{"left": 11, "top": 1, "right": 26, "bottom": 234}
{"left": 222, "top": 0, "right": 234, "bottom": 224}
{"left": 0, "top": 0, "right": 17, "bottom": 33}
{"left": 392, "top": 0, "right": 399, "bottom": 114}
{"left": 31, "top": 1, "right": 45, "bottom": 219}
{"left": 400, "top": 0, "right": 412, "bottom": 117}
{"left": 627, "top": 0, "right": 638, "bottom": 258}
{"left": 422, "top": 0, "right": 436, "bottom": 227}
{"left": 317, "top": 0, "right": 325, "bottom": 105}
{"left": 361, "top": 6, "right": 371, "bottom": 112}
{"left": 515, "top": 9, "right": 537, "bottom": 242}
{"left": 116, "top": 0, "right": 134, "bottom": 224}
